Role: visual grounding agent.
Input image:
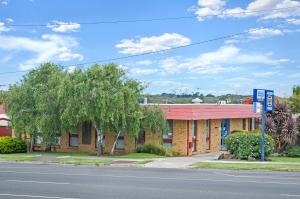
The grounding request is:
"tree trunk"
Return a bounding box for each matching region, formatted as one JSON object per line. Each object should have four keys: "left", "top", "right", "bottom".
{"left": 29, "top": 137, "right": 34, "bottom": 153}
{"left": 111, "top": 130, "right": 121, "bottom": 156}
{"left": 95, "top": 126, "right": 104, "bottom": 156}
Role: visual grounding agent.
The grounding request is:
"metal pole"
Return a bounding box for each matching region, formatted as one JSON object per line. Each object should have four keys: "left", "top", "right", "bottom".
{"left": 261, "top": 101, "right": 265, "bottom": 161}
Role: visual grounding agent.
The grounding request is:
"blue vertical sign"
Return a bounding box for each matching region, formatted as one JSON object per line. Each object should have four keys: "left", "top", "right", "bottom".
{"left": 253, "top": 89, "right": 274, "bottom": 161}
{"left": 264, "top": 90, "right": 274, "bottom": 112}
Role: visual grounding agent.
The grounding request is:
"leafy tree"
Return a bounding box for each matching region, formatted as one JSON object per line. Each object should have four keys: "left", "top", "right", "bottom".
{"left": 5, "top": 63, "right": 63, "bottom": 151}
{"left": 265, "top": 100, "right": 299, "bottom": 152}
{"left": 141, "top": 105, "right": 167, "bottom": 138}
{"left": 289, "top": 85, "right": 300, "bottom": 114}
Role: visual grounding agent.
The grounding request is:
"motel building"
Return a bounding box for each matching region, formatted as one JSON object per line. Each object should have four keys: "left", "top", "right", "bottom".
{"left": 1, "top": 104, "right": 259, "bottom": 156}
{"left": 34, "top": 104, "right": 259, "bottom": 156}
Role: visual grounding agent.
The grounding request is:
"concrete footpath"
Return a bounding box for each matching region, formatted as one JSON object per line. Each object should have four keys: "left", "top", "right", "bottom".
{"left": 145, "top": 152, "right": 222, "bottom": 169}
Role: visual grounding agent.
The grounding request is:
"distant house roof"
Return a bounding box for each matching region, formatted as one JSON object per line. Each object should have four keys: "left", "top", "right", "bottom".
{"left": 159, "top": 104, "right": 259, "bottom": 120}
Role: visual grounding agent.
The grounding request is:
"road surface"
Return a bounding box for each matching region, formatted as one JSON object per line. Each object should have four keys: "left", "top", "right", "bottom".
{"left": 0, "top": 162, "right": 299, "bottom": 199}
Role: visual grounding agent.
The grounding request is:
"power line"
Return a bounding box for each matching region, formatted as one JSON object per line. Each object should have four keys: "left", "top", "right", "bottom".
{"left": 0, "top": 19, "right": 297, "bottom": 76}
{"left": 6, "top": 6, "right": 300, "bottom": 27}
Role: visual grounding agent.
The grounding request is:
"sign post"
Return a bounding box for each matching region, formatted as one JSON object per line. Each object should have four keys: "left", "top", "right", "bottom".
{"left": 253, "top": 89, "right": 274, "bottom": 161}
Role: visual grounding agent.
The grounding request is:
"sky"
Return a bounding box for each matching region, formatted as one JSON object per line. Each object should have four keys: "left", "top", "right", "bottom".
{"left": 0, "top": 0, "right": 300, "bottom": 96}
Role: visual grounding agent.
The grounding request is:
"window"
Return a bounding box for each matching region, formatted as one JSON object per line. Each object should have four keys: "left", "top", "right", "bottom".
{"left": 115, "top": 130, "right": 125, "bottom": 150}
{"left": 163, "top": 120, "right": 173, "bottom": 149}
{"left": 242, "top": 119, "right": 247, "bottom": 130}
{"left": 69, "top": 128, "right": 79, "bottom": 147}
{"left": 34, "top": 134, "right": 43, "bottom": 145}
{"left": 137, "top": 129, "right": 145, "bottom": 146}
{"left": 205, "top": 120, "right": 210, "bottom": 149}
{"left": 54, "top": 133, "right": 61, "bottom": 145}
{"left": 82, "top": 121, "right": 92, "bottom": 145}
{"left": 248, "top": 118, "right": 253, "bottom": 131}
{"left": 192, "top": 120, "right": 197, "bottom": 152}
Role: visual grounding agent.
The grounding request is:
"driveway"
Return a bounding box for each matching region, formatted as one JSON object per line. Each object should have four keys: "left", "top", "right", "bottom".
{"left": 145, "top": 152, "right": 222, "bottom": 169}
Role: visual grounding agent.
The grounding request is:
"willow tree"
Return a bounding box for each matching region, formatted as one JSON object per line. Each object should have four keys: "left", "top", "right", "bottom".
{"left": 5, "top": 63, "right": 63, "bottom": 151}
{"left": 141, "top": 105, "right": 167, "bottom": 140}
{"left": 106, "top": 78, "right": 143, "bottom": 155}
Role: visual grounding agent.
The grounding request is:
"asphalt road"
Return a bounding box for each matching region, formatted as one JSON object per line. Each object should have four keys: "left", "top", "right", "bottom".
{"left": 0, "top": 162, "right": 299, "bottom": 199}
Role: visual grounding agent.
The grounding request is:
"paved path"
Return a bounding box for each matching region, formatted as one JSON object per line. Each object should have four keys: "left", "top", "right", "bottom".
{"left": 145, "top": 152, "right": 222, "bottom": 169}
{"left": 0, "top": 162, "right": 299, "bottom": 199}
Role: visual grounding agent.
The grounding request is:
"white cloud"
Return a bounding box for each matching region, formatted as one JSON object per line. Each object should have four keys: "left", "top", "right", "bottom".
{"left": 6, "top": 18, "right": 13, "bottom": 23}
{"left": 0, "top": 34, "right": 83, "bottom": 70}
{"left": 135, "top": 60, "right": 153, "bottom": 65}
{"left": 47, "top": 21, "right": 80, "bottom": 33}
{"left": 254, "top": 71, "right": 278, "bottom": 77}
{"left": 159, "top": 45, "right": 288, "bottom": 74}
{"left": 0, "top": 21, "right": 10, "bottom": 32}
{"left": 193, "top": 0, "right": 300, "bottom": 21}
{"left": 129, "top": 68, "right": 158, "bottom": 76}
{"left": 116, "top": 33, "right": 191, "bottom": 55}
{"left": 289, "top": 72, "right": 300, "bottom": 78}
{"left": 249, "top": 28, "right": 283, "bottom": 38}
{"left": 0, "top": 0, "right": 8, "bottom": 5}
{"left": 150, "top": 80, "right": 194, "bottom": 94}
{"left": 286, "top": 18, "right": 300, "bottom": 25}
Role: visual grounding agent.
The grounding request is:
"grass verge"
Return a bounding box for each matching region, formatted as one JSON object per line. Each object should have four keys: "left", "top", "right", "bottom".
{"left": 193, "top": 162, "right": 300, "bottom": 171}
{"left": 51, "top": 158, "right": 111, "bottom": 166}
{"left": 270, "top": 156, "right": 300, "bottom": 163}
{"left": 111, "top": 153, "right": 163, "bottom": 159}
{"left": 0, "top": 154, "right": 39, "bottom": 161}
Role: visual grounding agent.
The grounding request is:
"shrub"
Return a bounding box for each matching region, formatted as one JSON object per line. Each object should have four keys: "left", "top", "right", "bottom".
{"left": 165, "top": 148, "right": 180, "bottom": 157}
{"left": 136, "top": 143, "right": 166, "bottom": 156}
{"left": 284, "top": 146, "right": 300, "bottom": 157}
{"left": 0, "top": 137, "right": 27, "bottom": 154}
{"left": 225, "top": 132, "right": 274, "bottom": 160}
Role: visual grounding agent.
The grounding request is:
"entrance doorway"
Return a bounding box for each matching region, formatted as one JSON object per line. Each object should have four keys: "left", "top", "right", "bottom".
{"left": 221, "top": 119, "right": 230, "bottom": 149}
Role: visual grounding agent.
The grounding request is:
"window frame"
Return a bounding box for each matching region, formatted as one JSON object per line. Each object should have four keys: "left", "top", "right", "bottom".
{"left": 82, "top": 121, "right": 92, "bottom": 145}
{"left": 205, "top": 120, "right": 210, "bottom": 150}
{"left": 69, "top": 128, "right": 79, "bottom": 147}
{"left": 163, "top": 120, "right": 173, "bottom": 148}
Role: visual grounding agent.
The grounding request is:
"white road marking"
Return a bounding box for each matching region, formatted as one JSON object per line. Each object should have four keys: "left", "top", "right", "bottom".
{"left": 0, "top": 170, "right": 299, "bottom": 186}
{"left": 281, "top": 194, "right": 300, "bottom": 197}
{"left": 0, "top": 193, "right": 79, "bottom": 199}
{"left": 215, "top": 172, "right": 298, "bottom": 180}
{"left": 6, "top": 180, "right": 70, "bottom": 185}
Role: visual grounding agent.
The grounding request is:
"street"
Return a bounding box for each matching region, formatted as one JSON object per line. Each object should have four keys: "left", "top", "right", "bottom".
{"left": 0, "top": 162, "right": 299, "bottom": 199}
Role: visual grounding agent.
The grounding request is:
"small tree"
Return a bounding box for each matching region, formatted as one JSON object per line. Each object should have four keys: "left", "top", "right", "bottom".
{"left": 265, "top": 100, "right": 299, "bottom": 152}
{"left": 141, "top": 105, "right": 167, "bottom": 141}
{"left": 289, "top": 85, "right": 300, "bottom": 114}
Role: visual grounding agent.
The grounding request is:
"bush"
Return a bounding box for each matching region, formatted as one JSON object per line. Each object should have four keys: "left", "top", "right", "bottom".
{"left": 0, "top": 137, "right": 27, "bottom": 154}
{"left": 136, "top": 143, "right": 166, "bottom": 156}
{"left": 165, "top": 148, "right": 180, "bottom": 157}
{"left": 284, "top": 146, "right": 300, "bottom": 157}
{"left": 225, "top": 132, "right": 274, "bottom": 160}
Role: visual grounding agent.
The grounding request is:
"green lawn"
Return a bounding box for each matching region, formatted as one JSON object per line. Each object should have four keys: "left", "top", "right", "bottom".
{"left": 270, "top": 156, "right": 300, "bottom": 163}
{"left": 33, "top": 152, "right": 95, "bottom": 157}
{"left": 193, "top": 162, "right": 300, "bottom": 171}
{"left": 51, "top": 158, "right": 111, "bottom": 165}
{"left": 111, "top": 153, "right": 163, "bottom": 159}
{"left": 0, "top": 154, "right": 40, "bottom": 161}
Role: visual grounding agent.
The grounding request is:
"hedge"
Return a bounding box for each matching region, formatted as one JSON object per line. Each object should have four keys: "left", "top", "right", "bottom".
{"left": 225, "top": 132, "right": 274, "bottom": 160}
{"left": 284, "top": 146, "right": 300, "bottom": 157}
{"left": 136, "top": 143, "right": 180, "bottom": 157}
{"left": 0, "top": 137, "right": 27, "bottom": 154}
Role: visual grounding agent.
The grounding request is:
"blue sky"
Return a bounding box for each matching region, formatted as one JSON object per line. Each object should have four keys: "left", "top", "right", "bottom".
{"left": 0, "top": 0, "right": 299, "bottom": 96}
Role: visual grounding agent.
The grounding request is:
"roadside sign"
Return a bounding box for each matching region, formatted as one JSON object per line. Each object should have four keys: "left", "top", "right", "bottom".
{"left": 264, "top": 90, "right": 274, "bottom": 112}
{"left": 253, "top": 88, "right": 274, "bottom": 161}
{"left": 253, "top": 89, "right": 265, "bottom": 102}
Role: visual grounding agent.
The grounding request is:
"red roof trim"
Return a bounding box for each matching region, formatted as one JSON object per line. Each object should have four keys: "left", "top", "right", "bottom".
{"left": 159, "top": 104, "right": 259, "bottom": 120}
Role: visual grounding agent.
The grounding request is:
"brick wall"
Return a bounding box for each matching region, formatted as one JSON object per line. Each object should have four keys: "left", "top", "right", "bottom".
{"left": 173, "top": 120, "right": 189, "bottom": 156}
